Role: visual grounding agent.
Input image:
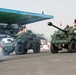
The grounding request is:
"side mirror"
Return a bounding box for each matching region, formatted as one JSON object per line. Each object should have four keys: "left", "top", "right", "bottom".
{"left": 48, "top": 22, "right": 53, "bottom": 26}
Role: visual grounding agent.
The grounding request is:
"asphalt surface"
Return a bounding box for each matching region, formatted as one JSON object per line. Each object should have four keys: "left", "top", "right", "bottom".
{"left": 0, "top": 49, "right": 76, "bottom": 75}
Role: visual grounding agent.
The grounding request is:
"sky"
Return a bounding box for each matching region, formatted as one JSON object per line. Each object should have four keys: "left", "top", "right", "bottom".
{"left": 0, "top": 0, "right": 76, "bottom": 38}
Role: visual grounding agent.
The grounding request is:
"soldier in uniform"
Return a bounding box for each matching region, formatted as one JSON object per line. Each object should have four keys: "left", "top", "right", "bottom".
{"left": 65, "top": 25, "right": 70, "bottom": 31}
{"left": 73, "top": 19, "right": 76, "bottom": 29}
{"left": 22, "top": 26, "right": 28, "bottom": 33}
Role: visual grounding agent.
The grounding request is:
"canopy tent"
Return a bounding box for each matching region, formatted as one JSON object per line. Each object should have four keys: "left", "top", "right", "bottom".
{"left": 0, "top": 8, "right": 54, "bottom": 25}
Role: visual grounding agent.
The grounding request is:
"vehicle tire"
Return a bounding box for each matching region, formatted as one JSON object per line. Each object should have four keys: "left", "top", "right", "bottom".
{"left": 68, "top": 41, "right": 76, "bottom": 53}
{"left": 51, "top": 45, "right": 58, "bottom": 53}
{"left": 33, "top": 43, "right": 40, "bottom": 53}
{"left": 2, "top": 49, "right": 10, "bottom": 56}
{"left": 15, "top": 44, "right": 24, "bottom": 55}
{"left": 23, "top": 40, "right": 30, "bottom": 49}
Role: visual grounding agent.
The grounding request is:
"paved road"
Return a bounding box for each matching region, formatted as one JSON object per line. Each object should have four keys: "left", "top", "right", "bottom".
{"left": 0, "top": 49, "right": 76, "bottom": 75}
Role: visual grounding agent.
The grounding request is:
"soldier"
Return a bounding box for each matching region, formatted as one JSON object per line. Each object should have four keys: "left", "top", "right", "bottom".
{"left": 65, "top": 25, "right": 69, "bottom": 31}
{"left": 17, "top": 26, "right": 28, "bottom": 35}
{"left": 73, "top": 19, "right": 76, "bottom": 29}
{"left": 22, "top": 25, "right": 28, "bottom": 33}
{"left": 17, "top": 28, "right": 23, "bottom": 35}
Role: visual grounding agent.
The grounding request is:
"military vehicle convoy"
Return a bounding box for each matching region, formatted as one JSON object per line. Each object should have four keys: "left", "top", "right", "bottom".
{"left": 48, "top": 22, "right": 76, "bottom": 53}
{"left": 0, "top": 24, "right": 40, "bottom": 55}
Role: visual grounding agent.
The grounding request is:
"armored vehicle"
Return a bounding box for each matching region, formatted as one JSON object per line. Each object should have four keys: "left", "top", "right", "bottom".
{"left": 48, "top": 22, "right": 76, "bottom": 53}
{"left": 15, "top": 29, "right": 40, "bottom": 55}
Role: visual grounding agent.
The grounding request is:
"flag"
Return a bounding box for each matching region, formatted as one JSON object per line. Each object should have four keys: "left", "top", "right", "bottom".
{"left": 60, "top": 23, "right": 62, "bottom": 26}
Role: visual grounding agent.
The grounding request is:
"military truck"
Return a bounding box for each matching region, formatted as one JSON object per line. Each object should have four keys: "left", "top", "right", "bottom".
{"left": 0, "top": 24, "right": 40, "bottom": 55}
{"left": 48, "top": 22, "right": 76, "bottom": 53}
